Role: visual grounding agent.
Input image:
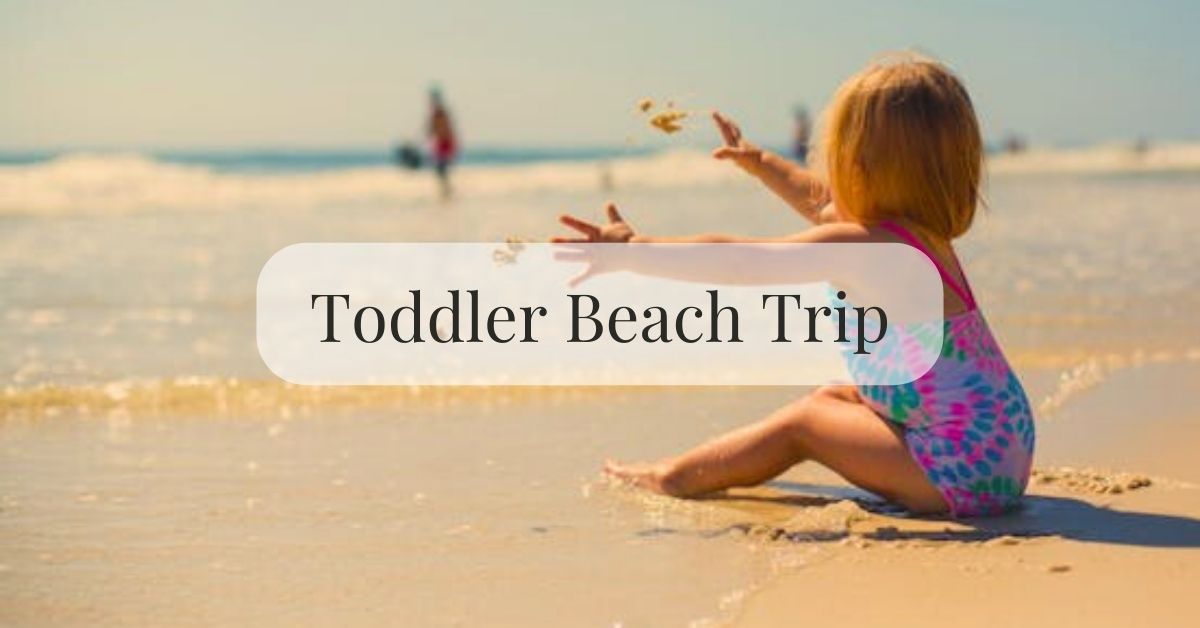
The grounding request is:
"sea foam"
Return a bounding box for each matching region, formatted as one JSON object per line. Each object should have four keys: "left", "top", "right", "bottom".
{"left": 0, "top": 150, "right": 739, "bottom": 215}
{"left": 5, "top": 143, "right": 1200, "bottom": 215}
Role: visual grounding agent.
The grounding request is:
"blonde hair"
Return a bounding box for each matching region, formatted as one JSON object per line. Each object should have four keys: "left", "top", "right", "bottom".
{"left": 820, "top": 53, "right": 983, "bottom": 239}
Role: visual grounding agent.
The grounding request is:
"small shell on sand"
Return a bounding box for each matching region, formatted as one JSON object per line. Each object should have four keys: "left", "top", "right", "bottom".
{"left": 637, "top": 98, "right": 654, "bottom": 113}
{"left": 649, "top": 110, "right": 688, "bottom": 134}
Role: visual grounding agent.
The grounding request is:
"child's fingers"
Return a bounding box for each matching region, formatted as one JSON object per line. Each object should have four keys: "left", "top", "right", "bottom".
{"left": 568, "top": 267, "right": 593, "bottom": 288}
{"left": 712, "top": 111, "right": 738, "bottom": 146}
{"left": 727, "top": 121, "right": 743, "bottom": 143}
{"left": 605, "top": 203, "right": 624, "bottom": 223}
{"left": 715, "top": 111, "right": 744, "bottom": 143}
{"left": 712, "top": 146, "right": 748, "bottom": 161}
{"left": 558, "top": 214, "right": 600, "bottom": 237}
{"left": 551, "top": 246, "right": 588, "bottom": 262}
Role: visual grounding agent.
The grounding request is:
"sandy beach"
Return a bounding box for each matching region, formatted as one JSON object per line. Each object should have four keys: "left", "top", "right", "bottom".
{"left": 738, "top": 360, "right": 1200, "bottom": 628}
{"left": 3, "top": 365, "right": 1198, "bottom": 626}
{"left": 9, "top": 1, "right": 1200, "bottom": 623}
{"left": 738, "top": 480, "right": 1200, "bottom": 628}
{"left": 1, "top": 147, "right": 1198, "bottom": 625}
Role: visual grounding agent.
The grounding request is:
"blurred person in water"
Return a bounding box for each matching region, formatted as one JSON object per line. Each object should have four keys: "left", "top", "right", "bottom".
{"left": 792, "top": 105, "right": 812, "bottom": 164}
{"left": 427, "top": 85, "right": 459, "bottom": 200}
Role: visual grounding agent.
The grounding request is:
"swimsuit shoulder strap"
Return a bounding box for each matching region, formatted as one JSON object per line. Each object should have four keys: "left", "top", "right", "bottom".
{"left": 878, "top": 220, "right": 977, "bottom": 310}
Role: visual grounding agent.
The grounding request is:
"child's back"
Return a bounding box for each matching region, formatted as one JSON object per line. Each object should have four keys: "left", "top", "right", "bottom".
{"left": 857, "top": 220, "right": 1035, "bottom": 516}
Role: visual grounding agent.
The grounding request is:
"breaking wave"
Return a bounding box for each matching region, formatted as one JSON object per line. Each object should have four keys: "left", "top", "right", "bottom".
{"left": 988, "top": 142, "right": 1200, "bottom": 175}
{"left": 0, "top": 150, "right": 740, "bottom": 215}
{"left": 5, "top": 142, "right": 1200, "bottom": 215}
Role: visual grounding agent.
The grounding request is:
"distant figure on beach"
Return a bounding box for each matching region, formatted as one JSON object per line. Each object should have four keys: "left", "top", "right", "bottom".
{"left": 1132, "top": 136, "right": 1151, "bottom": 156}
{"left": 427, "top": 86, "right": 459, "bottom": 199}
{"left": 598, "top": 162, "right": 615, "bottom": 192}
{"left": 792, "top": 105, "right": 811, "bottom": 164}
{"left": 1002, "top": 133, "right": 1027, "bottom": 154}
{"left": 554, "top": 55, "right": 1035, "bottom": 518}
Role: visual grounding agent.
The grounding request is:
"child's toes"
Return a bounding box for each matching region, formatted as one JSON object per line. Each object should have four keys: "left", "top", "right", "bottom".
{"left": 604, "top": 461, "right": 644, "bottom": 484}
{"left": 601, "top": 460, "right": 625, "bottom": 479}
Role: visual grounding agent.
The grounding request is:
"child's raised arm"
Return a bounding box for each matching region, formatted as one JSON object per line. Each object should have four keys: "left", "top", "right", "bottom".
{"left": 711, "top": 112, "right": 834, "bottom": 224}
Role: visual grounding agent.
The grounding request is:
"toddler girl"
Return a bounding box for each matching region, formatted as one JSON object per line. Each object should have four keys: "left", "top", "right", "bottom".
{"left": 553, "top": 55, "right": 1035, "bottom": 517}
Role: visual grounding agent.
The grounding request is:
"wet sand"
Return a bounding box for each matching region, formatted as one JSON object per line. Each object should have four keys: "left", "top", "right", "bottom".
{"left": 2, "top": 363, "right": 1198, "bottom": 626}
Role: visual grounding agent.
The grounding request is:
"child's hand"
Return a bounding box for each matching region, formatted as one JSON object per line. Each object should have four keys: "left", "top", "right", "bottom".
{"left": 552, "top": 203, "right": 636, "bottom": 244}
{"left": 711, "top": 111, "right": 764, "bottom": 175}
{"left": 551, "top": 203, "right": 636, "bottom": 287}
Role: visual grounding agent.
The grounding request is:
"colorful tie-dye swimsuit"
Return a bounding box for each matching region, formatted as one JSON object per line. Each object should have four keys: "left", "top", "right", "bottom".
{"left": 855, "top": 221, "right": 1036, "bottom": 517}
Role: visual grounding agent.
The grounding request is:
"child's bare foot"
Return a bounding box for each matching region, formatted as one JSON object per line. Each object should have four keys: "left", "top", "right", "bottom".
{"left": 603, "top": 459, "right": 683, "bottom": 496}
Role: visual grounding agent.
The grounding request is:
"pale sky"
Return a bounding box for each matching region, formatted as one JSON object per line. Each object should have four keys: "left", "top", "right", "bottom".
{"left": 2, "top": 0, "right": 1198, "bottom": 149}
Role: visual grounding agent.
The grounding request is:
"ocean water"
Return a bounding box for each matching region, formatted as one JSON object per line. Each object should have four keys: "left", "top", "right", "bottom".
{"left": 0, "top": 146, "right": 658, "bottom": 172}
{"left": 2, "top": 147, "right": 1200, "bottom": 625}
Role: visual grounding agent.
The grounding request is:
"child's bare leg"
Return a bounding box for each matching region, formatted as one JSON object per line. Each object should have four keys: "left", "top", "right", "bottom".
{"left": 605, "top": 386, "right": 947, "bottom": 514}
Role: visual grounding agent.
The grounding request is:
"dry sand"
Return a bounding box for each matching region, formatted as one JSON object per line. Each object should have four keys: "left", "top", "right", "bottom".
{"left": 728, "top": 362, "right": 1200, "bottom": 627}
{"left": 732, "top": 475, "right": 1199, "bottom": 628}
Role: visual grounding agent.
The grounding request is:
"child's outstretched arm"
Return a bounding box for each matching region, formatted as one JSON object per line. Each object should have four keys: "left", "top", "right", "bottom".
{"left": 551, "top": 203, "right": 874, "bottom": 287}
{"left": 552, "top": 203, "right": 868, "bottom": 247}
{"left": 552, "top": 203, "right": 820, "bottom": 246}
{"left": 711, "top": 112, "right": 835, "bottom": 224}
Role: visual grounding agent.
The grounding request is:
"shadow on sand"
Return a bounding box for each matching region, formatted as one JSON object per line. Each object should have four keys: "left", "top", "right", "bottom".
{"left": 669, "top": 480, "right": 1200, "bottom": 549}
